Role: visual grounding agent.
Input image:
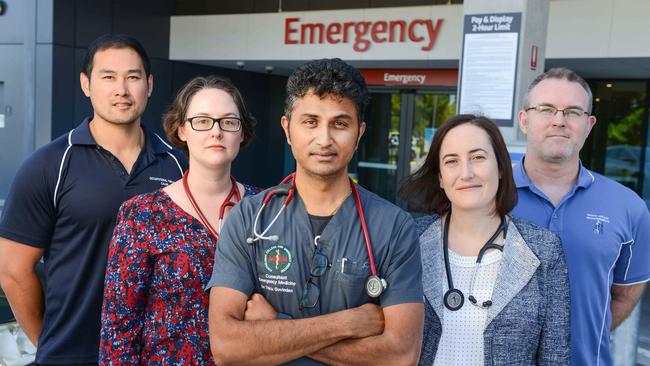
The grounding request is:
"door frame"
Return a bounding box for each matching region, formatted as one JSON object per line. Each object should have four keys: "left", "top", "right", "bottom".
{"left": 364, "top": 86, "right": 457, "bottom": 208}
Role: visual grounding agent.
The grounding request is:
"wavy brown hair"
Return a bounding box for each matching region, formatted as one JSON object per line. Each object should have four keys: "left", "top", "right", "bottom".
{"left": 163, "top": 75, "right": 256, "bottom": 150}
{"left": 400, "top": 114, "right": 517, "bottom": 215}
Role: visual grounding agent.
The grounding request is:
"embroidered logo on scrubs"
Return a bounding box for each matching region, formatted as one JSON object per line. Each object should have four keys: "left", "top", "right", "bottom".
{"left": 264, "top": 245, "right": 292, "bottom": 274}
{"left": 586, "top": 213, "right": 609, "bottom": 235}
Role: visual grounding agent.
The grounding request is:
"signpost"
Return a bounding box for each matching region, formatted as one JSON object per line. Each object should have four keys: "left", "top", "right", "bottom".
{"left": 458, "top": 13, "right": 521, "bottom": 126}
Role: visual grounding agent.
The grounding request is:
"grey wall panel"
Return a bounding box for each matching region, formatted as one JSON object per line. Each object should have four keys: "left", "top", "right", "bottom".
{"left": 37, "top": 0, "right": 54, "bottom": 43}
{"left": 75, "top": 0, "right": 112, "bottom": 48}
{"left": 0, "top": 45, "right": 26, "bottom": 208}
{"left": 172, "top": 0, "right": 463, "bottom": 14}
{"left": 141, "top": 58, "right": 173, "bottom": 137}
{"left": 175, "top": 0, "right": 256, "bottom": 15}
{"left": 51, "top": 44, "right": 77, "bottom": 139}
{"left": 257, "top": 74, "right": 290, "bottom": 186}
{"left": 53, "top": 0, "right": 75, "bottom": 46}
{"left": 371, "top": 0, "right": 453, "bottom": 6}
{"left": 254, "top": 0, "right": 278, "bottom": 13}
{"left": 36, "top": 44, "right": 53, "bottom": 148}
{"left": 281, "top": 0, "right": 312, "bottom": 11}
{"left": 113, "top": 0, "right": 173, "bottom": 59}
{"left": 73, "top": 47, "right": 92, "bottom": 125}
{"left": 306, "top": 0, "right": 369, "bottom": 10}
{"left": 0, "top": 0, "right": 28, "bottom": 43}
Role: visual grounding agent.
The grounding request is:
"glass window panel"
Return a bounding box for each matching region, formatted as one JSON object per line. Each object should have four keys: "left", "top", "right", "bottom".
{"left": 411, "top": 93, "right": 456, "bottom": 172}
{"left": 583, "top": 81, "right": 647, "bottom": 197}
{"left": 357, "top": 93, "right": 401, "bottom": 202}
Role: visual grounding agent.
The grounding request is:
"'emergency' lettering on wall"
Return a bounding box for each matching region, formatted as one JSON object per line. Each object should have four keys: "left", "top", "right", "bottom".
{"left": 284, "top": 17, "right": 444, "bottom": 52}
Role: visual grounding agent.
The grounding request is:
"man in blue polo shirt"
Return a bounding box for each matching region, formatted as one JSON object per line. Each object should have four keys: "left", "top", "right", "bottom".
{"left": 512, "top": 67, "right": 650, "bottom": 366}
{"left": 0, "top": 34, "right": 186, "bottom": 365}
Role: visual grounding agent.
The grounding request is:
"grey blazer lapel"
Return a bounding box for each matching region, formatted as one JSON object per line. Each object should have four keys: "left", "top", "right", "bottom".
{"left": 486, "top": 220, "right": 540, "bottom": 327}
{"left": 419, "top": 218, "right": 445, "bottom": 321}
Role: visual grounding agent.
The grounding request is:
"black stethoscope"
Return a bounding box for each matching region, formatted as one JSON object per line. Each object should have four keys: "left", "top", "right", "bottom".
{"left": 442, "top": 210, "right": 508, "bottom": 311}
{"left": 246, "top": 173, "right": 388, "bottom": 298}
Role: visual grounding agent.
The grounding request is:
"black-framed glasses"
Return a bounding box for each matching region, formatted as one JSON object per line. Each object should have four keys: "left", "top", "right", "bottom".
{"left": 186, "top": 116, "right": 242, "bottom": 132}
{"left": 525, "top": 105, "right": 589, "bottom": 120}
{"left": 299, "top": 249, "right": 330, "bottom": 310}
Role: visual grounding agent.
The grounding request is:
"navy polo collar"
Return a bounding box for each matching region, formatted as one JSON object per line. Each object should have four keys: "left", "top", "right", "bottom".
{"left": 70, "top": 117, "right": 173, "bottom": 155}
{"left": 514, "top": 156, "right": 595, "bottom": 190}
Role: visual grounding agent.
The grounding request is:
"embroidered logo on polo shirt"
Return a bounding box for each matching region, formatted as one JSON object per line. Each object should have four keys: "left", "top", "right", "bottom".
{"left": 150, "top": 176, "right": 174, "bottom": 186}
{"left": 586, "top": 213, "right": 610, "bottom": 235}
{"left": 264, "top": 245, "right": 292, "bottom": 274}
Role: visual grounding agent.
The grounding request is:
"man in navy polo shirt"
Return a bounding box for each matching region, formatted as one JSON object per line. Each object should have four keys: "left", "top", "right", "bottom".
{"left": 0, "top": 34, "right": 186, "bottom": 365}
{"left": 512, "top": 67, "right": 650, "bottom": 366}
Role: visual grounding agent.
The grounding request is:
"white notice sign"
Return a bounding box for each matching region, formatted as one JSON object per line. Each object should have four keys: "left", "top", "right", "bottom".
{"left": 458, "top": 13, "right": 521, "bottom": 126}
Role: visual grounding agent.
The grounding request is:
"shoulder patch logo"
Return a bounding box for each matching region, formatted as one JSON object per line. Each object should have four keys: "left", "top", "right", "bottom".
{"left": 585, "top": 213, "right": 610, "bottom": 235}
{"left": 264, "top": 245, "right": 293, "bottom": 274}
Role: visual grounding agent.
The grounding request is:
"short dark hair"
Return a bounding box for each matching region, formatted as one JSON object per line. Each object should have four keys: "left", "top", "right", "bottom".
{"left": 163, "top": 75, "right": 256, "bottom": 150}
{"left": 400, "top": 114, "right": 517, "bottom": 216}
{"left": 81, "top": 33, "right": 151, "bottom": 77}
{"left": 284, "top": 58, "right": 370, "bottom": 123}
{"left": 524, "top": 67, "right": 593, "bottom": 113}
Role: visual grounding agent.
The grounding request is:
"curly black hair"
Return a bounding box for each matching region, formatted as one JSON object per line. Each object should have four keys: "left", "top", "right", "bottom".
{"left": 284, "top": 58, "right": 370, "bottom": 124}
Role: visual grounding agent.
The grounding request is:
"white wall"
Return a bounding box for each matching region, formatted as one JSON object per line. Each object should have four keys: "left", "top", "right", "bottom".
{"left": 546, "top": 0, "right": 650, "bottom": 58}
{"left": 170, "top": 5, "right": 464, "bottom": 61}
{"left": 170, "top": 1, "right": 650, "bottom": 62}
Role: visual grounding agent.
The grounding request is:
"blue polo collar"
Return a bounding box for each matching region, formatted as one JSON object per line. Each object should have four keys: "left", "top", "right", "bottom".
{"left": 514, "top": 156, "right": 595, "bottom": 190}
{"left": 69, "top": 117, "right": 173, "bottom": 155}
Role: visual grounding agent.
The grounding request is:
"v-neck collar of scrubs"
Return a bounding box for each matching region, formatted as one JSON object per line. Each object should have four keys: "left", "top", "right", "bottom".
{"left": 291, "top": 188, "right": 358, "bottom": 253}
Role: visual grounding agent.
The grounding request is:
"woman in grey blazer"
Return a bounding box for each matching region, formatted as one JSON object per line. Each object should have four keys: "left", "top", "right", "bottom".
{"left": 401, "top": 114, "right": 569, "bottom": 365}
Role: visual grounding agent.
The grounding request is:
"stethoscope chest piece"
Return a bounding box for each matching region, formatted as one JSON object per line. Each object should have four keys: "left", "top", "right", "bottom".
{"left": 365, "top": 275, "right": 387, "bottom": 298}
{"left": 444, "top": 288, "right": 464, "bottom": 311}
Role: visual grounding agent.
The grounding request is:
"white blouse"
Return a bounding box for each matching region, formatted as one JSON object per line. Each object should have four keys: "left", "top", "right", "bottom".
{"left": 433, "top": 249, "right": 503, "bottom": 366}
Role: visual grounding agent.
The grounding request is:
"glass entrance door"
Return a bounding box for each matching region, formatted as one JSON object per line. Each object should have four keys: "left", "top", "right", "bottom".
{"left": 356, "top": 92, "right": 402, "bottom": 202}
{"left": 410, "top": 93, "right": 458, "bottom": 173}
{"left": 356, "top": 90, "right": 457, "bottom": 205}
{"left": 582, "top": 80, "right": 649, "bottom": 207}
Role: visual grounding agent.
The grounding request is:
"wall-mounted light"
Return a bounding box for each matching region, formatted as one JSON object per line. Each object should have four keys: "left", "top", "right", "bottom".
{"left": 0, "top": 1, "right": 7, "bottom": 16}
{"left": 606, "top": 83, "right": 613, "bottom": 88}
{"left": 595, "top": 97, "right": 601, "bottom": 103}
{"left": 236, "top": 61, "right": 245, "bottom": 70}
{"left": 265, "top": 66, "right": 274, "bottom": 74}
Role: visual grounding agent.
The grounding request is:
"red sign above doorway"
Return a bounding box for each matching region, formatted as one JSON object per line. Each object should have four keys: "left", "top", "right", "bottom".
{"left": 360, "top": 69, "right": 458, "bottom": 87}
{"left": 284, "top": 17, "right": 444, "bottom": 53}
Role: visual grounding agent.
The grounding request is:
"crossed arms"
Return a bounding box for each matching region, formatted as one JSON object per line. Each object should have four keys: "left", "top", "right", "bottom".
{"left": 209, "top": 288, "right": 423, "bottom": 366}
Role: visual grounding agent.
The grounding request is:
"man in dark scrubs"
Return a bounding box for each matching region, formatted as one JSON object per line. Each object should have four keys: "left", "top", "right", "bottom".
{"left": 208, "top": 58, "right": 424, "bottom": 365}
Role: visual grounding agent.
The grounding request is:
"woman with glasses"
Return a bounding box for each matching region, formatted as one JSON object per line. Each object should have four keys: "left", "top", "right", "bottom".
{"left": 401, "top": 114, "right": 570, "bottom": 365}
{"left": 99, "top": 76, "right": 260, "bottom": 365}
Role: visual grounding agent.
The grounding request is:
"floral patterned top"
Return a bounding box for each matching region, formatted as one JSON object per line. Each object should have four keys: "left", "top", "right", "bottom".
{"left": 99, "top": 184, "right": 260, "bottom": 365}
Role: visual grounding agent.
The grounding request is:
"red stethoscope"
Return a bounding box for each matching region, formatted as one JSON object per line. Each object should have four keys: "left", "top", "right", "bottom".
{"left": 183, "top": 171, "right": 241, "bottom": 241}
{"left": 246, "top": 173, "right": 387, "bottom": 298}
